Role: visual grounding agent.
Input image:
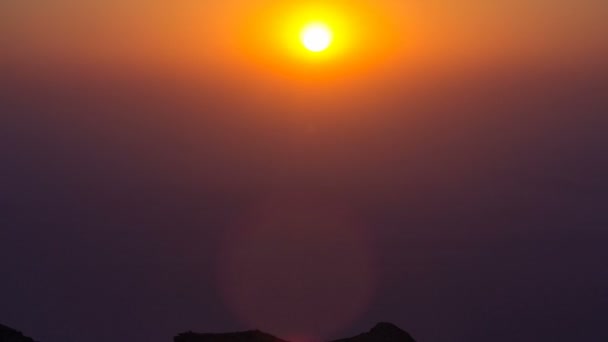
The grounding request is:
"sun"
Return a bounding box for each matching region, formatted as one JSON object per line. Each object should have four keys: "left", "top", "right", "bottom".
{"left": 301, "top": 23, "right": 333, "bottom": 52}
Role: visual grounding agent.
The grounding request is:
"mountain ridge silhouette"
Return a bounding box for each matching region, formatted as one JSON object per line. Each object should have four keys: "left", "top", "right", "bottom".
{"left": 0, "top": 321, "right": 416, "bottom": 342}
{"left": 175, "top": 323, "right": 416, "bottom": 342}
{"left": 0, "top": 323, "right": 37, "bottom": 342}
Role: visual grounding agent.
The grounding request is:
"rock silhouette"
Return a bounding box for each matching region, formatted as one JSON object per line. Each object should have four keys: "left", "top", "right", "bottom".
{"left": 175, "top": 323, "right": 416, "bottom": 342}
{"left": 331, "top": 323, "right": 416, "bottom": 342}
{"left": 0, "top": 321, "right": 415, "bottom": 342}
{"left": 175, "top": 330, "right": 289, "bottom": 342}
{"left": 0, "top": 324, "right": 37, "bottom": 342}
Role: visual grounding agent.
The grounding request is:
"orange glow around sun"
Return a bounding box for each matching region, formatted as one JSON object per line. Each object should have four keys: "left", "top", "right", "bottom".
{"left": 269, "top": 2, "right": 355, "bottom": 61}
{"left": 220, "top": 0, "right": 405, "bottom": 80}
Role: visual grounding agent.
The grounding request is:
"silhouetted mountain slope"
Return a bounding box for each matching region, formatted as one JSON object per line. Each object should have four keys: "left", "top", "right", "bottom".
{"left": 175, "top": 323, "right": 415, "bottom": 342}
{"left": 331, "top": 323, "right": 416, "bottom": 342}
{"left": 0, "top": 324, "right": 37, "bottom": 342}
{"left": 175, "top": 330, "right": 289, "bottom": 342}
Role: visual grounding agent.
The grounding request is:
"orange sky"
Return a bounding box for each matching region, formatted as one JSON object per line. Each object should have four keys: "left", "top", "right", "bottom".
{"left": 2, "top": 0, "right": 607, "bottom": 74}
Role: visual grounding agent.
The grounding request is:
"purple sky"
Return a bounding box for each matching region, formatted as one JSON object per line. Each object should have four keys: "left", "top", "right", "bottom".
{"left": 1, "top": 1, "right": 608, "bottom": 342}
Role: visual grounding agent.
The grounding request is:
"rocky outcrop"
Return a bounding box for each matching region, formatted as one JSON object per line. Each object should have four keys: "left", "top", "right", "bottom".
{"left": 175, "top": 330, "right": 289, "bottom": 342}
{"left": 175, "top": 323, "right": 416, "bottom": 342}
{"left": 331, "top": 323, "right": 416, "bottom": 342}
{"left": 0, "top": 324, "right": 37, "bottom": 342}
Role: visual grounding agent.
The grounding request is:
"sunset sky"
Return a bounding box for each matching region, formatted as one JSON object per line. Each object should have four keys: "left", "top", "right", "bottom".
{"left": 3, "top": 0, "right": 607, "bottom": 69}
{"left": 1, "top": 1, "right": 607, "bottom": 342}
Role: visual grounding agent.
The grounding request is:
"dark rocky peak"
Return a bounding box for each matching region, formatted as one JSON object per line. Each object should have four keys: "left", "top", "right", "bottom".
{"left": 0, "top": 324, "right": 37, "bottom": 342}
{"left": 369, "top": 322, "right": 413, "bottom": 337}
{"left": 331, "top": 323, "right": 416, "bottom": 342}
{"left": 175, "top": 329, "right": 288, "bottom": 342}
{"left": 176, "top": 323, "right": 415, "bottom": 342}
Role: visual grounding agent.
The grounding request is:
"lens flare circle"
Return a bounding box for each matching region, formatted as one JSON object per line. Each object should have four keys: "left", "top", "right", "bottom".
{"left": 301, "top": 23, "right": 333, "bottom": 52}
{"left": 217, "top": 199, "right": 375, "bottom": 340}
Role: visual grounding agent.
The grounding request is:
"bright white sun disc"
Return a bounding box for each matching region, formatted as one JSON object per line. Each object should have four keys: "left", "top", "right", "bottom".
{"left": 301, "top": 24, "right": 333, "bottom": 52}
